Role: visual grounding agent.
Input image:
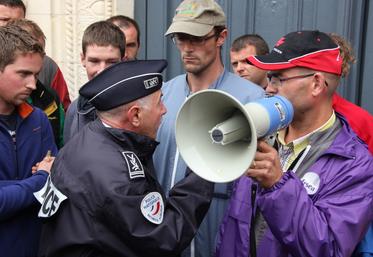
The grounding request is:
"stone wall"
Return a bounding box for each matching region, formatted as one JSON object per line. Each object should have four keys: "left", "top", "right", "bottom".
{"left": 24, "top": 0, "right": 134, "bottom": 100}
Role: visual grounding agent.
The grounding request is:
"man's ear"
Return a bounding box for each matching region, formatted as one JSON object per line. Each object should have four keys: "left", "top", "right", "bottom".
{"left": 80, "top": 53, "right": 86, "bottom": 68}
{"left": 127, "top": 105, "right": 141, "bottom": 127}
{"left": 216, "top": 29, "right": 227, "bottom": 47}
{"left": 311, "top": 72, "right": 327, "bottom": 96}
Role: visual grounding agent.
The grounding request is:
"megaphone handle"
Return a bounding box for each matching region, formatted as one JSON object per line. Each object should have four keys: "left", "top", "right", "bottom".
{"left": 264, "top": 134, "right": 276, "bottom": 146}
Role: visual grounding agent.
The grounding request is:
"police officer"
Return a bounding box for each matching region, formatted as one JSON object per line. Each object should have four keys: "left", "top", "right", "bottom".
{"left": 37, "top": 60, "right": 214, "bottom": 257}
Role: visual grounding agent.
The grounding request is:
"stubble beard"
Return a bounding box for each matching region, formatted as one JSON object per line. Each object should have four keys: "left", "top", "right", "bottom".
{"left": 183, "top": 56, "right": 214, "bottom": 76}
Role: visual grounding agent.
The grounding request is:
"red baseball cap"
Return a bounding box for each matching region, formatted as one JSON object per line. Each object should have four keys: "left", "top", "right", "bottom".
{"left": 247, "top": 30, "right": 342, "bottom": 75}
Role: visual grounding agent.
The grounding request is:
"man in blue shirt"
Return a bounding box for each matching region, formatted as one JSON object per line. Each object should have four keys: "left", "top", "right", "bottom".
{"left": 153, "top": 1, "right": 264, "bottom": 256}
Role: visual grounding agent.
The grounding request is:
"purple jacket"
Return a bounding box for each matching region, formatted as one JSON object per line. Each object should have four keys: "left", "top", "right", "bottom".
{"left": 216, "top": 117, "right": 373, "bottom": 257}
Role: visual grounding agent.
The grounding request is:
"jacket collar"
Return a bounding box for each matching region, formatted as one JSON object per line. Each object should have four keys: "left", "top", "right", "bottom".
{"left": 92, "top": 118, "right": 158, "bottom": 158}
{"left": 17, "top": 102, "right": 34, "bottom": 119}
{"left": 324, "top": 112, "right": 362, "bottom": 158}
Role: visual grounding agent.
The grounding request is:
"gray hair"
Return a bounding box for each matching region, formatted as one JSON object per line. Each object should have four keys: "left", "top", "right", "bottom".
{"left": 97, "top": 93, "right": 153, "bottom": 121}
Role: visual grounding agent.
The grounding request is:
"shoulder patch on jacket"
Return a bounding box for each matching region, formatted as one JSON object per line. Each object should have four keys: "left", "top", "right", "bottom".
{"left": 34, "top": 175, "right": 67, "bottom": 217}
{"left": 122, "top": 151, "right": 145, "bottom": 179}
{"left": 44, "top": 101, "right": 58, "bottom": 117}
{"left": 141, "top": 192, "right": 164, "bottom": 224}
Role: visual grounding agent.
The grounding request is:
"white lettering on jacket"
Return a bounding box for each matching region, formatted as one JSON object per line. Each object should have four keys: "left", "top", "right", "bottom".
{"left": 34, "top": 175, "right": 67, "bottom": 217}
{"left": 301, "top": 172, "right": 320, "bottom": 195}
{"left": 140, "top": 192, "right": 164, "bottom": 224}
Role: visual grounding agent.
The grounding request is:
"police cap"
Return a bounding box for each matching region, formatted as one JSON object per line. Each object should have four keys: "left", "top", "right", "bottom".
{"left": 79, "top": 60, "right": 167, "bottom": 111}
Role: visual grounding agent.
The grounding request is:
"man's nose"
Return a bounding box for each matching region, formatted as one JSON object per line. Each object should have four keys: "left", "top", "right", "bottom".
{"left": 236, "top": 62, "right": 245, "bottom": 71}
{"left": 180, "top": 40, "right": 195, "bottom": 51}
{"left": 265, "top": 82, "right": 278, "bottom": 95}
{"left": 161, "top": 103, "right": 167, "bottom": 115}
{"left": 25, "top": 76, "right": 37, "bottom": 90}
{"left": 97, "top": 62, "right": 110, "bottom": 75}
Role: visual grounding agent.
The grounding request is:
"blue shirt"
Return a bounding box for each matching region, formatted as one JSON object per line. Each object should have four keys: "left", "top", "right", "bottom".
{"left": 0, "top": 103, "right": 57, "bottom": 257}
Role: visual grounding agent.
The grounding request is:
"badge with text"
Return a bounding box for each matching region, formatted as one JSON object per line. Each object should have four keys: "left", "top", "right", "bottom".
{"left": 34, "top": 175, "right": 67, "bottom": 217}
{"left": 140, "top": 192, "right": 164, "bottom": 224}
{"left": 143, "top": 76, "right": 159, "bottom": 89}
{"left": 122, "top": 151, "right": 145, "bottom": 179}
{"left": 301, "top": 172, "right": 321, "bottom": 195}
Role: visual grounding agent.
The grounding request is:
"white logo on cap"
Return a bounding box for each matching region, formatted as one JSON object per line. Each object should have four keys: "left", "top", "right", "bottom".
{"left": 122, "top": 151, "right": 145, "bottom": 179}
{"left": 301, "top": 172, "right": 320, "bottom": 195}
{"left": 273, "top": 47, "right": 283, "bottom": 54}
{"left": 34, "top": 175, "right": 67, "bottom": 217}
{"left": 141, "top": 192, "right": 164, "bottom": 224}
{"left": 144, "top": 77, "right": 159, "bottom": 89}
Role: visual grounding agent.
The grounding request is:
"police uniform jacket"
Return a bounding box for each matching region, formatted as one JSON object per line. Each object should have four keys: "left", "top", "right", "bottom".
{"left": 39, "top": 118, "right": 214, "bottom": 257}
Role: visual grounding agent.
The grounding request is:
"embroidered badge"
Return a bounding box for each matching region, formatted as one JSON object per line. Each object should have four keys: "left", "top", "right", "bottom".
{"left": 301, "top": 172, "right": 320, "bottom": 195}
{"left": 33, "top": 175, "right": 67, "bottom": 217}
{"left": 122, "top": 151, "right": 145, "bottom": 179}
{"left": 44, "top": 101, "right": 58, "bottom": 117}
{"left": 143, "top": 77, "right": 159, "bottom": 89}
{"left": 140, "top": 192, "right": 164, "bottom": 224}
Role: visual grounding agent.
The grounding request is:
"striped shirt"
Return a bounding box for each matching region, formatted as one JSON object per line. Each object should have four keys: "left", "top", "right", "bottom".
{"left": 277, "top": 111, "right": 336, "bottom": 171}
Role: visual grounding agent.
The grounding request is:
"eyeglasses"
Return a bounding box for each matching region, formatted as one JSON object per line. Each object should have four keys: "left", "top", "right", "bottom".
{"left": 171, "top": 33, "right": 217, "bottom": 46}
{"left": 267, "top": 73, "right": 315, "bottom": 88}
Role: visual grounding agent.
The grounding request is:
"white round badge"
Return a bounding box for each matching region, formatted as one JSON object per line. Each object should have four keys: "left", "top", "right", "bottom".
{"left": 301, "top": 172, "right": 320, "bottom": 195}
{"left": 140, "top": 192, "right": 164, "bottom": 224}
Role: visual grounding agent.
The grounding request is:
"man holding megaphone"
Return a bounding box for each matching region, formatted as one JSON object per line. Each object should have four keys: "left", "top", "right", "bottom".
{"left": 216, "top": 31, "right": 373, "bottom": 257}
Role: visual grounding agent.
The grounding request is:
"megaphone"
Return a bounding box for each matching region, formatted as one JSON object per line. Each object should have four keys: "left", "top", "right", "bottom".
{"left": 175, "top": 89, "right": 293, "bottom": 183}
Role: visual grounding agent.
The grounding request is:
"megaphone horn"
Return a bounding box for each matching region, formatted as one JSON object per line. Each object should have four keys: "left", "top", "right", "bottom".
{"left": 175, "top": 89, "right": 293, "bottom": 183}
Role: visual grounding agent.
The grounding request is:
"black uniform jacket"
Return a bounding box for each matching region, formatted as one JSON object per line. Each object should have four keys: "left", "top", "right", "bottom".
{"left": 39, "top": 119, "right": 214, "bottom": 257}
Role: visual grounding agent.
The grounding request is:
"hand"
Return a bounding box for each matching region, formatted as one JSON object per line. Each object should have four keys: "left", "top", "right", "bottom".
{"left": 32, "top": 155, "right": 55, "bottom": 174}
{"left": 246, "top": 140, "right": 283, "bottom": 188}
{"left": 31, "top": 162, "right": 40, "bottom": 174}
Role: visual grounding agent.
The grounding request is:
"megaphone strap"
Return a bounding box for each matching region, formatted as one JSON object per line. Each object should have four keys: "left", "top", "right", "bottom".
{"left": 250, "top": 183, "right": 258, "bottom": 257}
